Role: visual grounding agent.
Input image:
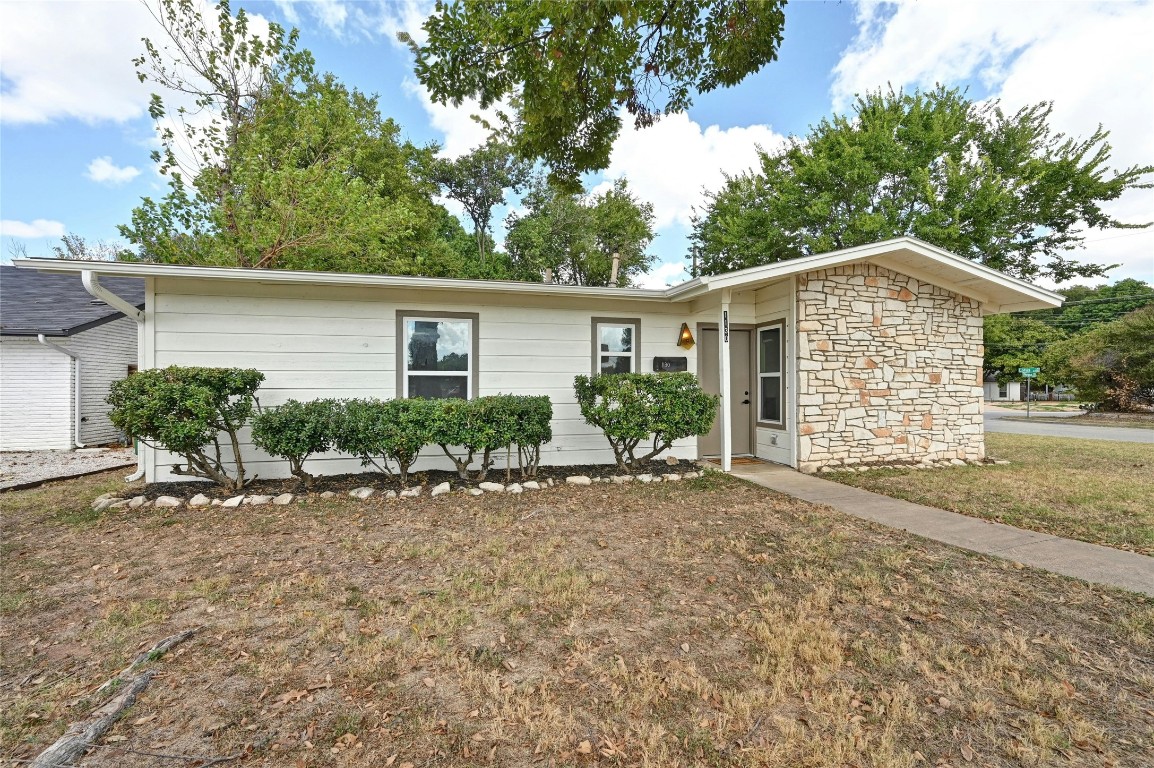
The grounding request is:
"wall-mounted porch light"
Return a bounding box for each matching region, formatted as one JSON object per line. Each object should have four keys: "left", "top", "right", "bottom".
{"left": 677, "top": 322, "right": 695, "bottom": 350}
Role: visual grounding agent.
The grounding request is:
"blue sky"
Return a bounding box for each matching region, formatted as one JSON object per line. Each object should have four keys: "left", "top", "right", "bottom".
{"left": 2, "top": 0, "right": 1151, "bottom": 288}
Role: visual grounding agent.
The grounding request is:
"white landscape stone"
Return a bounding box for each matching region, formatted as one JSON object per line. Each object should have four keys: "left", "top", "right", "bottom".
{"left": 636, "top": 474, "right": 653, "bottom": 483}
{"left": 466, "top": 488, "right": 484, "bottom": 496}
{"left": 91, "top": 498, "right": 120, "bottom": 511}
{"left": 662, "top": 473, "right": 681, "bottom": 482}
{"left": 154, "top": 496, "right": 182, "bottom": 508}
{"left": 478, "top": 482, "right": 505, "bottom": 492}
{"left": 431, "top": 482, "right": 451, "bottom": 497}
{"left": 610, "top": 475, "right": 633, "bottom": 484}
{"left": 272, "top": 493, "right": 294, "bottom": 505}
{"left": 211, "top": 499, "right": 223, "bottom": 506}
{"left": 384, "top": 490, "right": 398, "bottom": 499}
{"left": 109, "top": 499, "right": 130, "bottom": 509}
{"left": 565, "top": 475, "right": 592, "bottom": 486}
{"left": 188, "top": 493, "right": 211, "bottom": 507}
{"left": 320, "top": 491, "right": 336, "bottom": 498}
{"left": 545, "top": 478, "right": 555, "bottom": 487}
{"left": 521, "top": 480, "right": 541, "bottom": 490}
{"left": 506, "top": 483, "right": 523, "bottom": 494}
{"left": 128, "top": 495, "right": 147, "bottom": 508}
{"left": 399, "top": 486, "right": 421, "bottom": 498}
{"left": 349, "top": 487, "right": 375, "bottom": 500}
{"left": 247, "top": 495, "right": 273, "bottom": 506}
{"left": 994, "top": 460, "right": 1011, "bottom": 465}
{"left": 221, "top": 495, "right": 244, "bottom": 508}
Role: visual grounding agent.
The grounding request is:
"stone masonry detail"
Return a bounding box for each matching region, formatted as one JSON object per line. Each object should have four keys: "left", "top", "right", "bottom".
{"left": 795, "top": 263, "right": 984, "bottom": 473}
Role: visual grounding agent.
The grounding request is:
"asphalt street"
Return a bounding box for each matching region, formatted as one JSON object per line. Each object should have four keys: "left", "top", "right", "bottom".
{"left": 984, "top": 408, "right": 1153, "bottom": 444}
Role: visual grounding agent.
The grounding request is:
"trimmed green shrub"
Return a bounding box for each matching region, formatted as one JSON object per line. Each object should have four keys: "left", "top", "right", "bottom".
{"left": 510, "top": 395, "right": 552, "bottom": 478}
{"left": 252, "top": 398, "right": 341, "bottom": 487}
{"left": 429, "top": 395, "right": 553, "bottom": 481}
{"left": 107, "top": 366, "right": 264, "bottom": 492}
{"left": 332, "top": 398, "right": 434, "bottom": 485}
{"left": 574, "top": 372, "right": 717, "bottom": 470}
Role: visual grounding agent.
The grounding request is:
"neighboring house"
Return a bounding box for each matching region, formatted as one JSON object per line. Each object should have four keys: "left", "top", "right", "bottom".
{"left": 15, "top": 237, "right": 1062, "bottom": 478}
{"left": 0, "top": 265, "right": 143, "bottom": 450}
{"left": 983, "top": 374, "right": 1023, "bottom": 402}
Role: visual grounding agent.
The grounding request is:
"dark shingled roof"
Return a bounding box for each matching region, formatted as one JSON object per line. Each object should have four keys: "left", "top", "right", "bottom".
{"left": 1, "top": 264, "right": 145, "bottom": 337}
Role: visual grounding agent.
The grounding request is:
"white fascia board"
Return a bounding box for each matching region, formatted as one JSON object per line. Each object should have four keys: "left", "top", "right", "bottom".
{"left": 13, "top": 259, "right": 672, "bottom": 302}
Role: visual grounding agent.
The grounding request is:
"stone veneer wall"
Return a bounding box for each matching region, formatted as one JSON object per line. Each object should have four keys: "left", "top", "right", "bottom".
{"left": 796, "top": 263, "right": 985, "bottom": 473}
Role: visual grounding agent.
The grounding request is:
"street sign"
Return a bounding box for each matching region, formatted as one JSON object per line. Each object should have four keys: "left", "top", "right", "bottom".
{"left": 1019, "top": 366, "right": 1040, "bottom": 378}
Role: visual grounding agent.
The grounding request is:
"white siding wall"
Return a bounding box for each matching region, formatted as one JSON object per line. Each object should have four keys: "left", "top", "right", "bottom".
{"left": 145, "top": 279, "right": 700, "bottom": 482}
{"left": 0, "top": 338, "right": 73, "bottom": 450}
{"left": 69, "top": 317, "right": 138, "bottom": 445}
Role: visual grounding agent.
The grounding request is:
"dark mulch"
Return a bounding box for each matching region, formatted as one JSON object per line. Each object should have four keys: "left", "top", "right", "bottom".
{"left": 142, "top": 459, "right": 701, "bottom": 500}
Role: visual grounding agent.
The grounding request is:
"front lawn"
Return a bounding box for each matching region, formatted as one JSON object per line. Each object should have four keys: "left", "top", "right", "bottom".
{"left": 2, "top": 470, "right": 1152, "bottom": 767}
{"left": 827, "top": 433, "right": 1154, "bottom": 555}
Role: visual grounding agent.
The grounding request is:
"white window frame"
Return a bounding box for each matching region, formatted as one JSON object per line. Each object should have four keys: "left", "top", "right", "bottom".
{"left": 399, "top": 314, "right": 475, "bottom": 400}
{"left": 592, "top": 317, "right": 640, "bottom": 375}
{"left": 757, "top": 323, "right": 784, "bottom": 428}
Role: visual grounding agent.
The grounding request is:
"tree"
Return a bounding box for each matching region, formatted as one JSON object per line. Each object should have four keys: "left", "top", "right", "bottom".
{"left": 983, "top": 314, "right": 1066, "bottom": 386}
{"left": 692, "top": 86, "right": 1153, "bottom": 283}
{"left": 505, "top": 177, "right": 656, "bottom": 286}
{"left": 402, "top": 1, "right": 787, "bottom": 189}
{"left": 1028, "top": 278, "right": 1154, "bottom": 332}
{"left": 1043, "top": 306, "right": 1154, "bottom": 411}
{"left": 52, "top": 234, "right": 133, "bottom": 262}
{"left": 122, "top": 0, "right": 463, "bottom": 275}
{"left": 428, "top": 141, "right": 531, "bottom": 264}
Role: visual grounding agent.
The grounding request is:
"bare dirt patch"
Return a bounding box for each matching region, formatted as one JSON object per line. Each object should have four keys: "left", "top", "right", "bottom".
{"left": 2, "top": 470, "right": 1152, "bottom": 767}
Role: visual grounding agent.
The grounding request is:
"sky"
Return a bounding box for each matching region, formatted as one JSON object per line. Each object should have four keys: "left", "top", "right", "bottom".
{"left": 1, "top": 0, "right": 1152, "bottom": 291}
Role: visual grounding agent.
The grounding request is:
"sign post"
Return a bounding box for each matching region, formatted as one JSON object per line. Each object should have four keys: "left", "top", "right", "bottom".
{"left": 1018, "top": 367, "right": 1040, "bottom": 417}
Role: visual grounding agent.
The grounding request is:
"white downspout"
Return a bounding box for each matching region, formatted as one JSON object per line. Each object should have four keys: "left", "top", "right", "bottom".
{"left": 719, "top": 289, "right": 733, "bottom": 473}
{"left": 37, "top": 335, "right": 85, "bottom": 449}
{"left": 81, "top": 270, "right": 146, "bottom": 481}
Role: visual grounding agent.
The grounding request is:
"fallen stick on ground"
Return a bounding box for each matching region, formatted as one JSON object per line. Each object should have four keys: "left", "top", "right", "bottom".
{"left": 93, "top": 626, "right": 201, "bottom": 696}
{"left": 30, "top": 671, "right": 153, "bottom": 768}
{"left": 30, "top": 627, "right": 200, "bottom": 768}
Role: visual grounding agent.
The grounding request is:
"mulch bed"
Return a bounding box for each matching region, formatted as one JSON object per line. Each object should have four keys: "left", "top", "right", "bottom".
{"left": 142, "top": 459, "right": 702, "bottom": 500}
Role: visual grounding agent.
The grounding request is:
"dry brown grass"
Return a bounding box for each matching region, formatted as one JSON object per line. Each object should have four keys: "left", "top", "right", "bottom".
{"left": 828, "top": 433, "right": 1154, "bottom": 555}
{"left": 2, "top": 469, "right": 1152, "bottom": 767}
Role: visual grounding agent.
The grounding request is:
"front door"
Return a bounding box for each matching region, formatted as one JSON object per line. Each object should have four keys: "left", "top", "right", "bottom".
{"left": 698, "top": 328, "right": 752, "bottom": 455}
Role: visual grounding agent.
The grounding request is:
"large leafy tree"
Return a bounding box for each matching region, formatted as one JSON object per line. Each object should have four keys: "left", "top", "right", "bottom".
{"left": 121, "top": 0, "right": 461, "bottom": 274}
{"left": 505, "top": 177, "right": 656, "bottom": 286}
{"left": 427, "top": 141, "right": 531, "bottom": 264}
{"left": 983, "top": 314, "right": 1066, "bottom": 386}
{"left": 692, "top": 86, "right": 1153, "bottom": 283}
{"left": 1042, "top": 306, "right": 1154, "bottom": 411}
{"left": 403, "top": 0, "right": 787, "bottom": 189}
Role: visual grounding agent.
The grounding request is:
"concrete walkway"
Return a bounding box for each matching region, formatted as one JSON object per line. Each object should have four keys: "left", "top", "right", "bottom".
{"left": 730, "top": 462, "right": 1154, "bottom": 596}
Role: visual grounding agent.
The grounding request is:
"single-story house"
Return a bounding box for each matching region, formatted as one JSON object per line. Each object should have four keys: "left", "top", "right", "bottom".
{"left": 983, "top": 374, "right": 1024, "bottom": 402}
{"left": 15, "top": 237, "right": 1062, "bottom": 480}
{"left": 0, "top": 264, "right": 143, "bottom": 450}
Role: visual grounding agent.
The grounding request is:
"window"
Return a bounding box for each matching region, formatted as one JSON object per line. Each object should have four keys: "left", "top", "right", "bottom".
{"left": 998, "top": 382, "right": 1008, "bottom": 398}
{"left": 758, "top": 325, "right": 783, "bottom": 425}
{"left": 398, "top": 313, "right": 477, "bottom": 399}
{"left": 592, "top": 318, "right": 639, "bottom": 375}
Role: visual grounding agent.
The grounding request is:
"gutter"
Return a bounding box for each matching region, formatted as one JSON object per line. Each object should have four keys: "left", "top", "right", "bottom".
{"left": 37, "top": 334, "right": 85, "bottom": 449}
{"left": 81, "top": 269, "right": 146, "bottom": 482}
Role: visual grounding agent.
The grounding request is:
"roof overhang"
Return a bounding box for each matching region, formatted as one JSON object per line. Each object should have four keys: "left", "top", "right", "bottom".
{"left": 667, "top": 238, "right": 1064, "bottom": 313}
{"left": 13, "top": 237, "right": 1064, "bottom": 313}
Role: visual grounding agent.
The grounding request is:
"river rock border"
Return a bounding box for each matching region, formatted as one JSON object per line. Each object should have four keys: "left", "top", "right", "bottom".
{"left": 89, "top": 470, "right": 709, "bottom": 510}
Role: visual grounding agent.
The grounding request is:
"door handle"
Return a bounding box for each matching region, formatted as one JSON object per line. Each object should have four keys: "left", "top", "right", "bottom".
{"left": 741, "top": 399, "right": 750, "bottom": 405}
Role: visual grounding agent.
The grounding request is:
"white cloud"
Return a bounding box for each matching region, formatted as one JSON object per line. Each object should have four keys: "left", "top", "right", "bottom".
{"left": 402, "top": 79, "right": 506, "bottom": 158}
{"left": 832, "top": 0, "right": 1154, "bottom": 286}
{"left": 637, "top": 261, "right": 690, "bottom": 289}
{"left": 0, "top": 1, "right": 155, "bottom": 124}
{"left": 85, "top": 157, "right": 141, "bottom": 186}
{"left": 593, "top": 112, "right": 787, "bottom": 230}
{"left": 1, "top": 219, "right": 67, "bottom": 239}
{"left": 271, "top": 0, "right": 431, "bottom": 44}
